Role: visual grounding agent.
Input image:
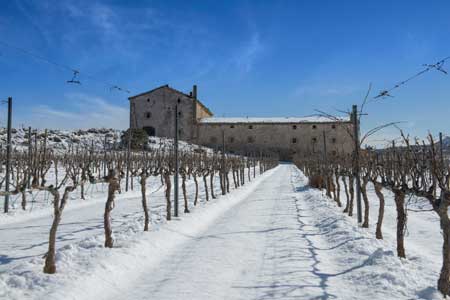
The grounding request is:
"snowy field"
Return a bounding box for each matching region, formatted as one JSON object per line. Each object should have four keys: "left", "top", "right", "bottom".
{"left": 0, "top": 163, "right": 444, "bottom": 299}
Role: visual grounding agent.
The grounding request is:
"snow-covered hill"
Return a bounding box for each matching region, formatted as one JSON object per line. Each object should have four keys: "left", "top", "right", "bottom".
{"left": 0, "top": 128, "right": 206, "bottom": 152}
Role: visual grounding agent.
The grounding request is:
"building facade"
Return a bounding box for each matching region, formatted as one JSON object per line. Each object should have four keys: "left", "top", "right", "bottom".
{"left": 129, "top": 84, "right": 354, "bottom": 159}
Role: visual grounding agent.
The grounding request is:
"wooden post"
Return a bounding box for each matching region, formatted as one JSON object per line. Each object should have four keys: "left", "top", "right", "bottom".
{"left": 352, "top": 105, "right": 363, "bottom": 223}
{"left": 4, "top": 97, "right": 12, "bottom": 213}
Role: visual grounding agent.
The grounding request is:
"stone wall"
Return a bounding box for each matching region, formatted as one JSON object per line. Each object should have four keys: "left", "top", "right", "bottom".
{"left": 195, "top": 121, "right": 353, "bottom": 159}
{"left": 130, "top": 86, "right": 196, "bottom": 140}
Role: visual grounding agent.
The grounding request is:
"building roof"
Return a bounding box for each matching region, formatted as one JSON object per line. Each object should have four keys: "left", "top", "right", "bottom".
{"left": 199, "top": 116, "right": 350, "bottom": 124}
{"left": 128, "top": 84, "right": 213, "bottom": 116}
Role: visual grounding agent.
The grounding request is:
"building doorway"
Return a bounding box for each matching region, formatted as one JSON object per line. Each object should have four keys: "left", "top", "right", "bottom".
{"left": 143, "top": 126, "right": 156, "bottom": 136}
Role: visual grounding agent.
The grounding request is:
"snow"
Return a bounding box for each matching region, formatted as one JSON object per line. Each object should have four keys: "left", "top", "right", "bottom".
{"left": 0, "top": 127, "right": 208, "bottom": 152}
{"left": 0, "top": 164, "right": 444, "bottom": 299}
{"left": 199, "top": 116, "right": 350, "bottom": 124}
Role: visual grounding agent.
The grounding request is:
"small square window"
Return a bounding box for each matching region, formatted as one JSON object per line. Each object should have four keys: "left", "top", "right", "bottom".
{"left": 146, "top": 112, "right": 151, "bottom": 119}
{"left": 147, "top": 98, "right": 150, "bottom": 102}
{"left": 292, "top": 125, "right": 297, "bottom": 130}
{"left": 229, "top": 137, "right": 235, "bottom": 143}
{"left": 292, "top": 138, "right": 297, "bottom": 144}
{"left": 312, "top": 137, "right": 317, "bottom": 142}
{"left": 312, "top": 125, "right": 317, "bottom": 129}
{"left": 331, "top": 124, "right": 336, "bottom": 129}
{"left": 230, "top": 125, "right": 234, "bottom": 129}
{"left": 248, "top": 125, "right": 253, "bottom": 129}
{"left": 332, "top": 138, "right": 337, "bottom": 144}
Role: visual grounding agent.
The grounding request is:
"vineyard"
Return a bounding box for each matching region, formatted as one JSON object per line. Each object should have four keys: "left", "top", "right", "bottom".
{"left": 0, "top": 129, "right": 279, "bottom": 299}
{"left": 296, "top": 131, "right": 450, "bottom": 297}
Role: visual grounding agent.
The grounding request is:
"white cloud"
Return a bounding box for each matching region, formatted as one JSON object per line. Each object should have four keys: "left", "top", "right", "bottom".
{"left": 19, "top": 94, "right": 128, "bottom": 130}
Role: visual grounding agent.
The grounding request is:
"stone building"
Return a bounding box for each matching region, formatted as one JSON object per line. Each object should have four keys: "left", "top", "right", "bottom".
{"left": 129, "top": 84, "right": 354, "bottom": 159}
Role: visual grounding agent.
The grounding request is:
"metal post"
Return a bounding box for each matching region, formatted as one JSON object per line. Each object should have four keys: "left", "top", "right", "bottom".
{"left": 103, "top": 134, "right": 107, "bottom": 177}
{"left": 27, "top": 126, "right": 32, "bottom": 189}
{"left": 174, "top": 101, "right": 179, "bottom": 217}
{"left": 221, "top": 130, "right": 226, "bottom": 195}
{"left": 4, "top": 97, "right": 12, "bottom": 213}
{"left": 352, "top": 105, "right": 363, "bottom": 223}
{"left": 322, "top": 130, "right": 329, "bottom": 195}
{"left": 125, "top": 129, "right": 131, "bottom": 192}
{"left": 439, "top": 132, "right": 444, "bottom": 169}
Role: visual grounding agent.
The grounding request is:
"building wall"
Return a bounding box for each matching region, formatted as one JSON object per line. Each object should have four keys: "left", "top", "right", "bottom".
{"left": 130, "top": 87, "right": 196, "bottom": 141}
{"left": 196, "top": 121, "right": 353, "bottom": 159}
{"left": 129, "top": 85, "right": 354, "bottom": 160}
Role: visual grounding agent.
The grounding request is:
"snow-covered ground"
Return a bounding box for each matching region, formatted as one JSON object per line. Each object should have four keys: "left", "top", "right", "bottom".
{"left": 0, "top": 164, "right": 444, "bottom": 299}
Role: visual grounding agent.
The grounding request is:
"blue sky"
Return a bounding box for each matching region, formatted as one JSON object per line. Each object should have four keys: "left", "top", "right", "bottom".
{"left": 0, "top": 0, "right": 449, "bottom": 146}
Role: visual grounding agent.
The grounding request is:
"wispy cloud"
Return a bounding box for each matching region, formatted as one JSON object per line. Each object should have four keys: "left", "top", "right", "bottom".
{"left": 20, "top": 94, "right": 128, "bottom": 130}
{"left": 233, "top": 32, "right": 264, "bottom": 74}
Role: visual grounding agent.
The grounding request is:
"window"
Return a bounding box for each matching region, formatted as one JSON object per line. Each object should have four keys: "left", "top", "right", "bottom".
{"left": 228, "top": 137, "right": 235, "bottom": 143}
{"left": 312, "top": 137, "right": 317, "bottom": 143}
{"left": 145, "top": 112, "right": 151, "bottom": 119}
{"left": 332, "top": 138, "right": 337, "bottom": 144}
{"left": 147, "top": 98, "right": 150, "bottom": 102}
{"left": 331, "top": 124, "right": 336, "bottom": 129}
{"left": 247, "top": 136, "right": 254, "bottom": 143}
{"left": 230, "top": 125, "right": 235, "bottom": 129}
{"left": 248, "top": 125, "right": 253, "bottom": 129}
{"left": 292, "top": 125, "right": 297, "bottom": 130}
{"left": 312, "top": 125, "right": 317, "bottom": 129}
{"left": 292, "top": 138, "right": 297, "bottom": 144}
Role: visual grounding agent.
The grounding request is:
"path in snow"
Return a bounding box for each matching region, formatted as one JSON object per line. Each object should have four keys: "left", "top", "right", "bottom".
{"left": 109, "top": 164, "right": 355, "bottom": 300}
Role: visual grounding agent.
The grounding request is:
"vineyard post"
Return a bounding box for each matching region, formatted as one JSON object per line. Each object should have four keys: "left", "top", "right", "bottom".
{"left": 27, "top": 126, "right": 32, "bottom": 189}
{"left": 103, "top": 134, "right": 107, "bottom": 177}
{"left": 322, "top": 130, "right": 329, "bottom": 195}
{"left": 221, "top": 129, "right": 226, "bottom": 195}
{"left": 4, "top": 97, "right": 12, "bottom": 213}
{"left": 352, "top": 105, "right": 363, "bottom": 223}
{"left": 174, "top": 100, "right": 180, "bottom": 217}
{"left": 440, "top": 132, "right": 444, "bottom": 168}
{"left": 125, "top": 128, "right": 131, "bottom": 192}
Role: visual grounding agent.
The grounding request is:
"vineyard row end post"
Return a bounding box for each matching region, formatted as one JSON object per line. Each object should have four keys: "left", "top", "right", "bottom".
{"left": 352, "top": 104, "right": 363, "bottom": 223}
{"left": 4, "top": 97, "right": 12, "bottom": 213}
{"left": 174, "top": 100, "right": 180, "bottom": 217}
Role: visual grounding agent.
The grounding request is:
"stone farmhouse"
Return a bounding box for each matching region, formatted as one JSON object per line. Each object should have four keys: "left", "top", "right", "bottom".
{"left": 129, "top": 84, "right": 354, "bottom": 159}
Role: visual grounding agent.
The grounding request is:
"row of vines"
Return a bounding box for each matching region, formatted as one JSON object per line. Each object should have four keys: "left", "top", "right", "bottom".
{"left": 295, "top": 132, "right": 450, "bottom": 296}
{"left": 0, "top": 133, "right": 279, "bottom": 274}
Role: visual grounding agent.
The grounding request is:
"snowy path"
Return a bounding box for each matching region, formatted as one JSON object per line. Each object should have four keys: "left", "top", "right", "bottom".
{"left": 105, "top": 164, "right": 378, "bottom": 300}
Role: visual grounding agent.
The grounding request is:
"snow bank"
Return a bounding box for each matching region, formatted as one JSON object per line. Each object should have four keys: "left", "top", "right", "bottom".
{"left": 290, "top": 168, "right": 442, "bottom": 299}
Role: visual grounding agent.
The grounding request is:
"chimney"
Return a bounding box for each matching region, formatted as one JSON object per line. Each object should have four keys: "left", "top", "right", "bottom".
{"left": 192, "top": 84, "right": 197, "bottom": 100}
